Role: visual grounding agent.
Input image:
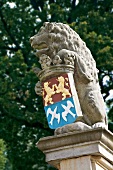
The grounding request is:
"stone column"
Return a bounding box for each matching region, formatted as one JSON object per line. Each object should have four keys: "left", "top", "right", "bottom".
{"left": 37, "top": 128, "right": 113, "bottom": 170}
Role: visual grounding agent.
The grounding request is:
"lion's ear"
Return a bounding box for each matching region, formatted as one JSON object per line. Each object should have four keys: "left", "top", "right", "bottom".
{"left": 43, "top": 22, "right": 54, "bottom": 32}
{"left": 48, "top": 23, "right": 54, "bottom": 32}
{"left": 43, "top": 22, "right": 49, "bottom": 27}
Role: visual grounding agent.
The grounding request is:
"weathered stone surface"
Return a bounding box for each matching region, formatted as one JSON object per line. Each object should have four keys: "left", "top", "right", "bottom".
{"left": 54, "top": 122, "right": 92, "bottom": 135}
{"left": 60, "top": 156, "right": 92, "bottom": 170}
{"left": 37, "top": 128, "right": 113, "bottom": 169}
{"left": 59, "top": 156, "right": 113, "bottom": 170}
{"left": 91, "top": 156, "right": 113, "bottom": 170}
{"left": 30, "top": 22, "right": 108, "bottom": 132}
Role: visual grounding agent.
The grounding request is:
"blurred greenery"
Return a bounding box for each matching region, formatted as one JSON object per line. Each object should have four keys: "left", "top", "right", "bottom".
{"left": 0, "top": 0, "right": 113, "bottom": 169}
{"left": 0, "top": 139, "right": 7, "bottom": 170}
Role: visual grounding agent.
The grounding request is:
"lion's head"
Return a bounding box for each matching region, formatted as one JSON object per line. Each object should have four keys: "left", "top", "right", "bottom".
{"left": 30, "top": 22, "right": 97, "bottom": 80}
{"left": 30, "top": 22, "right": 89, "bottom": 57}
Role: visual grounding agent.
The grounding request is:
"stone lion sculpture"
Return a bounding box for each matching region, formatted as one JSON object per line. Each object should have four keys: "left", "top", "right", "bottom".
{"left": 30, "top": 22, "right": 108, "bottom": 134}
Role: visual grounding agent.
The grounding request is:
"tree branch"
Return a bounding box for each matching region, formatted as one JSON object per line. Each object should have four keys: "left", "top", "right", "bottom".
{"left": 1, "top": 46, "right": 19, "bottom": 51}
{"left": 49, "top": 0, "right": 55, "bottom": 3}
{"left": 0, "top": 8, "right": 30, "bottom": 65}
{"left": 0, "top": 9, "right": 21, "bottom": 50}
{"left": 0, "top": 105, "right": 52, "bottom": 132}
{"left": 72, "top": 0, "right": 76, "bottom": 9}
{"left": 30, "top": 0, "right": 44, "bottom": 10}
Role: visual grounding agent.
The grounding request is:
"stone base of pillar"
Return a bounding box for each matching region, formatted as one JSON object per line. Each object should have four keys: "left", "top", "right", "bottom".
{"left": 59, "top": 156, "right": 113, "bottom": 170}
{"left": 37, "top": 127, "right": 113, "bottom": 170}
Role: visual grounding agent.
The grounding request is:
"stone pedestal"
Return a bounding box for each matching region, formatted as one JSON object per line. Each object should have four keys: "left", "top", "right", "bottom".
{"left": 37, "top": 128, "right": 113, "bottom": 170}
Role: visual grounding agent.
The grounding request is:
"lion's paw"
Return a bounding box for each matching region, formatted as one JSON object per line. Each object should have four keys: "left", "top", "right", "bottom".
{"left": 54, "top": 122, "right": 92, "bottom": 135}
{"left": 92, "top": 122, "right": 107, "bottom": 129}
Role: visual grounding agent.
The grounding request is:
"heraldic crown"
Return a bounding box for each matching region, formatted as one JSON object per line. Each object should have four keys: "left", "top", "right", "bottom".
{"left": 34, "top": 53, "right": 75, "bottom": 82}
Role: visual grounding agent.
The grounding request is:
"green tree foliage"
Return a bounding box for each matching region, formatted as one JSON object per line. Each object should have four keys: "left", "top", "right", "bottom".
{"left": 0, "top": 139, "right": 7, "bottom": 170}
{"left": 0, "top": 0, "right": 113, "bottom": 169}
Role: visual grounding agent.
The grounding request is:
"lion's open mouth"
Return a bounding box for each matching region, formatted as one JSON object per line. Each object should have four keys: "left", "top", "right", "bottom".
{"left": 34, "top": 42, "right": 50, "bottom": 57}
{"left": 30, "top": 36, "right": 51, "bottom": 56}
{"left": 36, "top": 42, "right": 48, "bottom": 50}
{"left": 32, "top": 42, "right": 48, "bottom": 50}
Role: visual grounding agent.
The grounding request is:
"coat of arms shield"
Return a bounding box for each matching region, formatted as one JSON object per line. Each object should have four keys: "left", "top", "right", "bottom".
{"left": 42, "top": 73, "right": 82, "bottom": 129}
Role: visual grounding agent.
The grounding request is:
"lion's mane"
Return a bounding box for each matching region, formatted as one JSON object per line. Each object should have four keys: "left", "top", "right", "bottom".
{"left": 39, "top": 22, "right": 97, "bottom": 81}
